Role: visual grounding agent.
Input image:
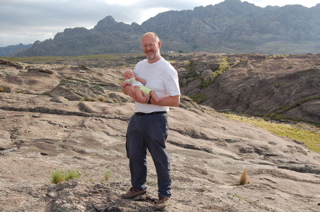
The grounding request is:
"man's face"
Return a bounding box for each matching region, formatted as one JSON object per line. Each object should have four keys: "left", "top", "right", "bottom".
{"left": 142, "top": 35, "right": 161, "bottom": 62}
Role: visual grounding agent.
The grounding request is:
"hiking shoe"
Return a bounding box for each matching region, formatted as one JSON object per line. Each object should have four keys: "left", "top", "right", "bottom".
{"left": 121, "top": 187, "right": 146, "bottom": 199}
{"left": 154, "top": 196, "right": 170, "bottom": 211}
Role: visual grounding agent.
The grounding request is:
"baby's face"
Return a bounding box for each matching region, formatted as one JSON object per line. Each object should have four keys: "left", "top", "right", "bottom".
{"left": 124, "top": 71, "right": 135, "bottom": 79}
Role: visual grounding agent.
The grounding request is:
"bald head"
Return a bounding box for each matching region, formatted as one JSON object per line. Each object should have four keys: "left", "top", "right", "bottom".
{"left": 142, "top": 32, "right": 160, "bottom": 43}
{"left": 141, "top": 32, "right": 162, "bottom": 63}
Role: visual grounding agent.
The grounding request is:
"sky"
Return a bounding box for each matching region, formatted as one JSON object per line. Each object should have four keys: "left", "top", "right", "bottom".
{"left": 1, "top": 0, "right": 319, "bottom": 47}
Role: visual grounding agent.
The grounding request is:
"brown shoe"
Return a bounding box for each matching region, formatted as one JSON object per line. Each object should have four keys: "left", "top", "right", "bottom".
{"left": 154, "top": 196, "right": 170, "bottom": 211}
{"left": 121, "top": 187, "right": 146, "bottom": 199}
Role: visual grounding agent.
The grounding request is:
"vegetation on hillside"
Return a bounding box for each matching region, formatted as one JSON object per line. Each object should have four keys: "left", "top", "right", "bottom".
{"left": 225, "top": 113, "right": 320, "bottom": 153}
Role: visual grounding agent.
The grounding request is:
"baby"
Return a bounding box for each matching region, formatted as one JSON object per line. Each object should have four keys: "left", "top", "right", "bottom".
{"left": 122, "top": 70, "right": 162, "bottom": 103}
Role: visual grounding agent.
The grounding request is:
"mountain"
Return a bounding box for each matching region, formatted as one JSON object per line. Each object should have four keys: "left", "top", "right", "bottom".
{"left": 15, "top": 0, "right": 320, "bottom": 57}
{"left": 0, "top": 43, "right": 32, "bottom": 57}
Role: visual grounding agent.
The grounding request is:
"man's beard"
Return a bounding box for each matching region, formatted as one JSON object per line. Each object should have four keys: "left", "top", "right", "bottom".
{"left": 145, "top": 50, "right": 157, "bottom": 60}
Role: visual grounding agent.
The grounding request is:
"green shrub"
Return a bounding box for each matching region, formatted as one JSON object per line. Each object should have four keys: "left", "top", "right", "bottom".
{"left": 199, "top": 57, "right": 230, "bottom": 89}
{"left": 217, "top": 57, "right": 230, "bottom": 72}
{"left": 199, "top": 69, "right": 225, "bottom": 88}
{"left": 190, "top": 93, "right": 206, "bottom": 104}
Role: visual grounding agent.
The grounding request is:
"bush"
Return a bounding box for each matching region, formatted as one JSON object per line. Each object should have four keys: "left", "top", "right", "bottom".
{"left": 190, "top": 93, "right": 206, "bottom": 104}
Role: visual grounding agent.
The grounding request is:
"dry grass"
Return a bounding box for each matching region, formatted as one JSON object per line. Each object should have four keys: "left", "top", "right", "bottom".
{"left": 239, "top": 169, "right": 250, "bottom": 185}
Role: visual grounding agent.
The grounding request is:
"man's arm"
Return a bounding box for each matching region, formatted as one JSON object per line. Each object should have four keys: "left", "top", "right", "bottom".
{"left": 150, "top": 95, "right": 180, "bottom": 107}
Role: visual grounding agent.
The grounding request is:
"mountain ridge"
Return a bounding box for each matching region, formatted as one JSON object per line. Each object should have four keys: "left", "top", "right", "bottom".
{"left": 0, "top": 43, "right": 32, "bottom": 57}
{"left": 8, "top": 0, "right": 320, "bottom": 56}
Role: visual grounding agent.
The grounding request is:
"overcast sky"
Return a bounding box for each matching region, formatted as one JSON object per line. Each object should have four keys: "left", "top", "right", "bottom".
{"left": 1, "top": 0, "right": 319, "bottom": 47}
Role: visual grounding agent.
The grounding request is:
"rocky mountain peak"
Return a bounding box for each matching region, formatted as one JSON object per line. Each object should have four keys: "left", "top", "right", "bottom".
{"left": 93, "top": 16, "right": 117, "bottom": 32}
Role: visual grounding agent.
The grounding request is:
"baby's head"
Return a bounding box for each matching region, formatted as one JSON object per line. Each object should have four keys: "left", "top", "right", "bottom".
{"left": 123, "top": 70, "right": 136, "bottom": 80}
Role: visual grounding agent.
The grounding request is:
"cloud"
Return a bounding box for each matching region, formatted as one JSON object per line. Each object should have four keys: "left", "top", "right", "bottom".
{"left": 248, "top": 0, "right": 318, "bottom": 7}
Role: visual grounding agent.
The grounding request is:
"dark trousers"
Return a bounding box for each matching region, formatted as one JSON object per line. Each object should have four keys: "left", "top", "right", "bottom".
{"left": 126, "top": 112, "right": 171, "bottom": 197}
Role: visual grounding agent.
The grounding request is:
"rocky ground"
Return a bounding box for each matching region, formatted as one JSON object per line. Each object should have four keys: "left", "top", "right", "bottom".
{"left": 0, "top": 54, "right": 320, "bottom": 212}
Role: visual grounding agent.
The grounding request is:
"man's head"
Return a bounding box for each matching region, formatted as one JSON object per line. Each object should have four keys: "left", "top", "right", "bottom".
{"left": 141, "top": 32, "right": 162, "bottom": 63}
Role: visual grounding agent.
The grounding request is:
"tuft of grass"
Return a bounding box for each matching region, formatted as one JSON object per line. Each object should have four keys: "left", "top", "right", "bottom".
{"left": 51, "top": 169, "right": 81, "bottom": 184}
{"left": 64, "top": 170, "right": 81, "bottom": 181}
{"left": 104, "top": 170, "right": 111, "bottom": 181}
{"left": 51, "top": 169, "right": 65, "bottom": 184}
{"left": 224, "top": 113, "right": 320, "bottom": 153}
{"left": 239, "top": 169, "right": 250, "bottom": 185}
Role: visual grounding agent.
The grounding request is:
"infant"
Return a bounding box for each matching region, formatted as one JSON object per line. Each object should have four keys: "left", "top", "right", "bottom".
{"left": 122, "top": 70, "right": 163, "bottom": 103}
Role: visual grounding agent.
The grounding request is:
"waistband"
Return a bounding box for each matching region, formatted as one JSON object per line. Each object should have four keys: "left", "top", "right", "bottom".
{"left": 135, "top": 111, "right": 167, "bottom": 116}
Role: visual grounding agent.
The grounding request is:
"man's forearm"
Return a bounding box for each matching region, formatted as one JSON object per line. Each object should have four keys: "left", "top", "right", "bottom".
{"left": 151, "top": 95, "right": 180, "bottom": 107}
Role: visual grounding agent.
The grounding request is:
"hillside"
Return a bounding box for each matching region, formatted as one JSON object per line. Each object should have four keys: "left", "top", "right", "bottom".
{"left": 0, "top": 53, "right": 319, "bottom": 211}
{"left": 14, "top": 0, "right": 320, "bottom": 57}
{"left": 180, "top": 52, "right": 320, "bottom": 125}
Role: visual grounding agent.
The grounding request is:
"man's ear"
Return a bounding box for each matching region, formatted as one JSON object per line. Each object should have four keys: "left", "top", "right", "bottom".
{"left": 158, "top": 41, "right": 162, "bottom": 48}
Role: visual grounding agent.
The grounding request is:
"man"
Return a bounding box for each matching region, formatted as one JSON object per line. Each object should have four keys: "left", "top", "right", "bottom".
{"left": 121, "top": 32, "right": 180, "bottom": 211}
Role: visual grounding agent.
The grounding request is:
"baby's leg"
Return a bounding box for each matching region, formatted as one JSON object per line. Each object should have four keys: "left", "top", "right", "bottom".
{"left": 135, "top": 87, "right": 148, "bottom": 102}
{"left": 150, "top": 91, "right": 163, "bottom": 102}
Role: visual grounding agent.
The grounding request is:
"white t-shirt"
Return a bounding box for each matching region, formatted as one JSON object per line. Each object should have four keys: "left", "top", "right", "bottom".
{"left": 134, "top": 57, "right": 181, "bottom": 113}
